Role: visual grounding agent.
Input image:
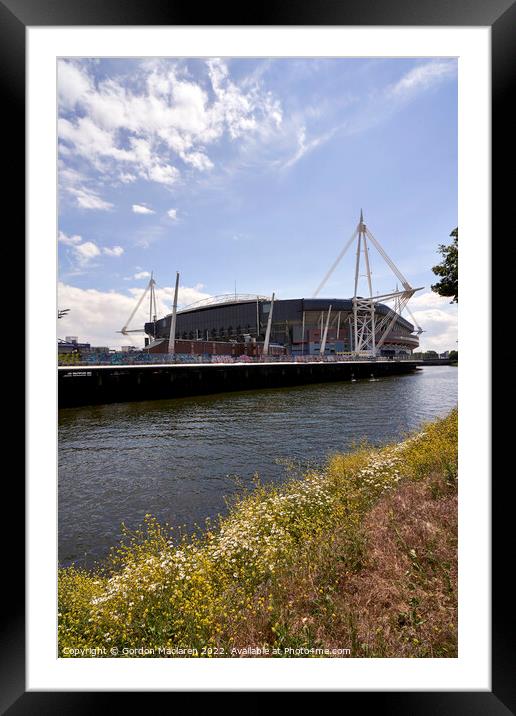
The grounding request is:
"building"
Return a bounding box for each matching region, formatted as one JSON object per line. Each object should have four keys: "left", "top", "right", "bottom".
{"left": 57, "top": 337, "right": 110, "bottom": 355}
{"left": 144, "top": 295, "right": 419, "bottom": 357}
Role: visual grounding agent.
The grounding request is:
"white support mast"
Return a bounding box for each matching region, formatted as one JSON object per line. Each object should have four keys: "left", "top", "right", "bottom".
{"left": 149, "top": 272, "right": 154, "bottom": 323}
{"left": 152, "top": 277, "right": 157, "bottom": 322}
{"left": 313, "top": 226, "right": 360, "bottom": 298}
{"left": 405, "top": 305, "right": 424, "bottom": 335}
{"left": 262, "top": 293, "right": 275, "bottom": 356}
{"left": 168, "top": 272, "right": 180, "bottom": 355}
{"left": 320, "top": 304, "right": 332, "bottom": 356}
{"left": 120, "top": 275, "right": 154, "bottom": 336}
{"left": 148, "top": 271, "right": 159, "bottom": 340}
{"left": 313, "top": 210, "right": 423, "bottom": 357}
{"left": 352, "top": 210, "right": 377, "bottom": 355}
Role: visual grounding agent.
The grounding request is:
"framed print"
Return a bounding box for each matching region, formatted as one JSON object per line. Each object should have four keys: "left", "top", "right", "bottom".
{"left": 2, "top": 0, "right": 513, "bottom": 708}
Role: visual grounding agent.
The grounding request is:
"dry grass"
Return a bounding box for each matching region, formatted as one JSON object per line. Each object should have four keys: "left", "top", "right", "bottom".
{"left": 345, "top": 476, "right": 457, "bottom": 657}
{"left": 236, "top": 473, "right": 457, "bottom": 657}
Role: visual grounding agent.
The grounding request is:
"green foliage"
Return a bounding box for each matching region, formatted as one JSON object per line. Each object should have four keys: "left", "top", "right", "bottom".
{"left": 431, "top": 228, "right": 458, "bottom": 303}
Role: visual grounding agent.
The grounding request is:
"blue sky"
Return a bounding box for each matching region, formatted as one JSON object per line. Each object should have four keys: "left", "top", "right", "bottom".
{"left": 58, "top": 57, "right": 457, "bottom": 350}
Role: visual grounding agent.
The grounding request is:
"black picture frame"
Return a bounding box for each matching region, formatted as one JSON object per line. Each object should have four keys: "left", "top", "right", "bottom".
{"left": 2, "top": 0, "right": 511, "bottom": 709}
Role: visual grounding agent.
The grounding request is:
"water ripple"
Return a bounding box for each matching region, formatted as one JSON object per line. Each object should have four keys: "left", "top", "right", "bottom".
{"left": 59, "top": 366, "right": 457, "bottom": 567}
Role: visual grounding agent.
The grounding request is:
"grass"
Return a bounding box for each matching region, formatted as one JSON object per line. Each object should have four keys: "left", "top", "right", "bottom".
{"left": 58, "top": 408, "right": 458, "bottom": 658}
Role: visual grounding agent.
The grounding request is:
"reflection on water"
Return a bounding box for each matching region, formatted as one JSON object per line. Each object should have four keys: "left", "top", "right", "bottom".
{"left": 59, "top": 366, "right": 457, "bottom": 566}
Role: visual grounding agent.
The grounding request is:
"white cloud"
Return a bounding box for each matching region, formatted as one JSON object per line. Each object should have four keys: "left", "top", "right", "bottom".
{"left": 146, "top": 163, "right": 179, "bottom": 186}
{"left": 153, "top": 282, "right": 210, "bottom": 311}
{"left": 389, "top": 61, "right": 456, "bottom": 99}
{"left": 223, "top": 102, "right": 330, "bottom": 176}
{"left": 67, "top": 186, "right": 114, "bottom": 211}
{"left": 276, "top": 61, "right": 455, "bottom": 171}
{"left": 167, "top": 208, "right": 178, "bottom": 220}
{"left": 265, "top": 61, "right": 456, "bottom": 172}
{"left": 410, "top": 291, "right": 453, "bottom": 310}
{"left": 282, "top": 125, "right": 337, "bottom": 170}
{"left": 57, "top": 58, "right": 457, "bottom": 201}
{"left": 75, "top": 241, "right": 101, "bottom": 261}
{"left": 132, "top": 204, "right": 155, "bottom": 215}
{"left": 59, "top": 116, "right": 134, "bottom": 164}
{"left": 58, "top": 58, "right": 284, "bottom": 190}
{"left": 407, "top": 291, "right": 458, "bottom": 353}
{"left": 57, "top": 281, "right": 211, "bottom": 348}
{"left": 103, "top": 246, "right": 124, "bottom": 257}
{"left": 59, "top": 233, "right": 122, "bottom": 267}
{"left": 59, "top": 165, "right": 86, "bottom": 188}
{"left": 58, "top": 162, "right": 114, "bottom": 212}
{"left": 58, "top": 60, "right": 93, "bottom": 110}
{"left": 133, "top": 271, "right": 151, "bottom": 279}
{"left": 181, "top": 151, "right": 213, "bottom": 171}
{"left": 58, "top": 230, "right": 82, "bottom": 246}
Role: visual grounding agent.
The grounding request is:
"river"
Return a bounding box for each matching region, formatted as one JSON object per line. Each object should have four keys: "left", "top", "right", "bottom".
{"left": 58, "top": 365, "right": 457, "bottom": 567}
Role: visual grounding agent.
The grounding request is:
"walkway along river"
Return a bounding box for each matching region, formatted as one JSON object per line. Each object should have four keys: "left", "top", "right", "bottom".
{"left": 58, "top": 366, "right": 457, "bottom": 567}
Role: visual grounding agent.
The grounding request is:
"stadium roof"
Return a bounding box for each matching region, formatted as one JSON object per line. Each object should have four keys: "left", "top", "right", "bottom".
{"left": 179, "top": 294, "right": 270, "bottom": 313}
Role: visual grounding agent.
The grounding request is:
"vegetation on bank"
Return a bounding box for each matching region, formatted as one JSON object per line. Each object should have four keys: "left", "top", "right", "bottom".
{"left": 59, "top": 409, "right": 458, "bottom": 658}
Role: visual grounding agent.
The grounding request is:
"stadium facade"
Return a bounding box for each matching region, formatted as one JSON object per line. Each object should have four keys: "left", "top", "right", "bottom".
{"left": 144, "top": 294, "right": 419, "bottom": 356}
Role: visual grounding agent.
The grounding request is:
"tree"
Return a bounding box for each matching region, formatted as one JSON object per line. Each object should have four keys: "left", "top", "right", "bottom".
{"left": 431, "top": 228, "right": 458, "bottom": 303}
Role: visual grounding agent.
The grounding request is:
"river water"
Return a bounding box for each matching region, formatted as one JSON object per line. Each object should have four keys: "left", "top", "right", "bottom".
{"left": 58, "top": 366, "right": 457, "bottom": 567}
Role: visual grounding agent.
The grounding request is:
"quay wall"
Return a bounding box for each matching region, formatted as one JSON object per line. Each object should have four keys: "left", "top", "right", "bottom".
{"left": 58, "top": 360, "right": 421, "bottom": 408}
{"left": 416, "top": 359, "right": 452, "bottom": 366}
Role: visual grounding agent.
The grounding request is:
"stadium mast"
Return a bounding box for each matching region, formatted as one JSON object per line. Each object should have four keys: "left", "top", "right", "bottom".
{"left": 120, "top": 272, "right": 158, "bottom": 337}
{"left": 313, "top": 210, "right": 423, "bottom": 356}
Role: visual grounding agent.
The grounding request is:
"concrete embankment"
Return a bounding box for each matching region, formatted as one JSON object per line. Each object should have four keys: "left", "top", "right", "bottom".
{"left": 58, "top": 360, "right": 421, "bottom": 408}
{"left": 418, "top": 359, "right": 452, "bottom": 366}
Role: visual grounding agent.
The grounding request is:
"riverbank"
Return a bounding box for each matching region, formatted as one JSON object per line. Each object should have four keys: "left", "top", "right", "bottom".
{"left": 58, "top": 408, "right": 457, "bottom": 658}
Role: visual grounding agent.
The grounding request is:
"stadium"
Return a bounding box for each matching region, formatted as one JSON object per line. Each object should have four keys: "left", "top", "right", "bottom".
{"left": 127, "top": 212, "right": 424, "bottom": 359}
{"left": 144, "top": 294, "right": 419, "bottom": 357}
